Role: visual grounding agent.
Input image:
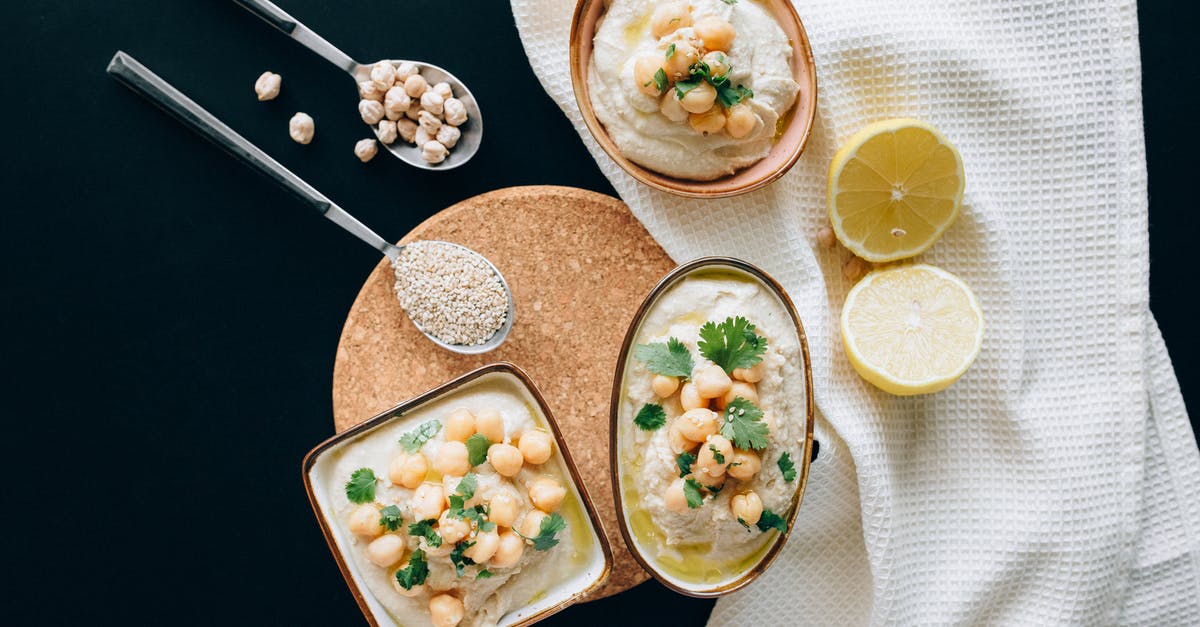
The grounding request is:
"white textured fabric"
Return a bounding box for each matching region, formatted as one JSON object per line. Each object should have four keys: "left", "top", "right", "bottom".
{"left": 510, "top": 0, "right": 1200, "bottom": 623}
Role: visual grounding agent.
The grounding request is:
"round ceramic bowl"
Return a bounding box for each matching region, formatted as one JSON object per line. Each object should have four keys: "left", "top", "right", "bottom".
{"left": 569, "top": 0, "right": 818, "bottom": 199}
{"left": 609, "top": 257, "right": 815, "bottom": 596}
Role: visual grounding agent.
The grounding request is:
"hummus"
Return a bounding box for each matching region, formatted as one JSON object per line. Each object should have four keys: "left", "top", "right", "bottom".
{"left": 311, "top": 373, "right": 602, "bottom": 627}
{"left": 617, "top": 270, "right": 804, "bottom": 585}
{"left": 588, "top": 0, "right": 800, "bottom": 180}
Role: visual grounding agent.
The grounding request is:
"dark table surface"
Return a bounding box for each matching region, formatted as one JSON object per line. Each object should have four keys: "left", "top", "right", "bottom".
{"left": 2, "top": 1, "right": 1195, "bottom": 624}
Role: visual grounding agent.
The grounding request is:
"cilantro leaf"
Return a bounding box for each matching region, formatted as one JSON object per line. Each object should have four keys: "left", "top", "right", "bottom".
{"left": 689, "top": 61, "right": 710, "bottom": 79}
{"left": 379, "top": 505, "right": 403, "bottom": 531}
{"left": 756, "top": 509, "right": 787, "bottom": 533}
{"left": 652, "top": 68, "right": 667, "bottom": 92}
{"left": 634, "top": 403, "right": 667, "bottom": 431}
{"left": 683, "top": 478, "right": 705, "bottom": 508}
{"left": 698, "top": 317, "right": 767, "bottom": 374}
{"left": 674, "top": 78, "right": 702, "bottom": 99}
{"left": 778, "top": 452, "right": 796, "bottom": 482}
{"left": 721, "top": 398, "right": 770, "bottom": 451}
{"left": 675, "top": 451, "right": 696, "bottom": 478}
{"left": 708, "top": 445, "right": 726, "bottom": 465}
{"left": 345, "top": 468, "right": 376, "bottom": 504}
{"left": 466, "top": 433, "right": 492, "bottom": 467}
{"left": 450, "top": 541, "right": 476, "bottom": 576}
{"left": 394, "top": 549, "right": 429, "bottom": 590}
{"left": 634, "top": 337, "right": 695, "bottom": 379}
{"left": 408, "top": 519, "right": 442, "bottom": 548}
{"left": 716, "top": 83, "right": 754, "bottom": 108}
{"left": 665, "top": 43, "right": 676, "bottom": 59}
{"left": 456, "top": 473, "right": 477, "bottom": 500}
{"left": 721, "top": 0, "right": 737, "bottom": 4}
{"left": 399, "top": 420, "right": 442, "bottom": 453}
{"left": 517, "top": 512, "right": 567, "bottom": 551}
{"left": 476, "top": 569, "right": 494, "bottom": 580}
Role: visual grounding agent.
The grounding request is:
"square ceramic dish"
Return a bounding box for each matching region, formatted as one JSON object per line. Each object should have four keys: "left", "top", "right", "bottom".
{"left": 303, "top": 363, "right": 613, "bottom": 626}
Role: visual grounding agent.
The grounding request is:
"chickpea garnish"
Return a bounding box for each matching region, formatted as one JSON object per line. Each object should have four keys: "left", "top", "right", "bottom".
{"left": 679, "top": 382, "right": 704, "bottom": 411}
{"left": 443, "top": 408, "right": 476, "bottom": 442}
{"left": 429, "top": 593, "right": 465, "bottom": 627}
{"left": 694, "top": 16, "right": 736, "bottom": 52}
{"left": 731, "top": 361, "right": 765, "bottom": 383}
{"left": 388, "top": 451, "right": 428, "bottom": 489}
{"left": 651, "top": 374, "right": 679, "bottom": 398}
{"left": 487, "top": 443, "right": 524, "bottom": 477}
{"left": 730, "top": 490, "right": 764, "bottom": 526}
{"left": 474, "top": 409, "right": 505, "bottom": 443}
{"left": 488, "top": 491, "right": 520, "bottom": 527}
{"left": 693, "top": 363, "right": 733, "bottom": 399}
{"left": 364, "top": 534, "right": 406, "bottom": 568}
{"left": 650, "top": 2, "right": 692, "bottom": 38}
{"left": 517, "top": 430, "right": 553, "bottom": 465}
{"left": 527, "top": 476, "right": 567, "bottom": 513}
{"left": 689, "top": 108, "right": 727, "bottom": 135}
{"left": 490, "top": 529, "right": 525, "bottom": 568}
{"left": 347, "top": 503, "right": 384, "bottom": 537}
{"left": 726, "top": 448, "right": 762, "bottom": 480}
{"left": 434, "top": 440, "right": 471, "bottom": 477}
{"left": 676, "top": 408, "right": 719, "bottom": 442}
{"left": 411, "top": 483, "right": 446, "bottom": 521}
{"left": 663, "top": 477, "right": 690, "bottom": 513}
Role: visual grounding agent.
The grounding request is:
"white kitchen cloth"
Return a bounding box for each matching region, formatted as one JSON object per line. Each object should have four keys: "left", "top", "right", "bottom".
{"left": 510, "top": 0, "right": 1200, "bottom": 623}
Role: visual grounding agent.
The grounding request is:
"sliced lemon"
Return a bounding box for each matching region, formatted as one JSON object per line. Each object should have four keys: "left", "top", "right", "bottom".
{"left": 828, "top": 119, "right": 965, "bottom": 262}
{"left": 841, "top": 264, "right": 983, "bottom": 396}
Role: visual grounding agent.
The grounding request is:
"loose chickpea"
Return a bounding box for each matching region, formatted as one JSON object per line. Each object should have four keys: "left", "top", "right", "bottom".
{"left": 730, "top": 490, "right": 764, "bottom": 526}
{"left": 436, "top": 125, "right": 461, "bottom": 149}
{"left": 474, "top": 409, "right": 504, "bottom": 443}
{"left": 527, "top": 476, "right": 567, "bottom": 512}
{"left": 404, "top": 74, "right": 429, "bottom": 98}
{"left": 384, "top": 86, "right": 411, "bottom": 120}
{"left": 444, "top": 98, "right": 468, "bottom": 126}
{"left": 421, "top": 90, "right": 445, "bottom": 116}
{"left": 347, "top": 504, "right": 384, "bottom": 537}
{"left": 437, "top": 511, "right": 471, "bottom": 544}
{"left": 464, "top": 529, "right": 500, "bottom": 563}
{"left": 695, "top": 16, "right": 736, "bottom": 52}
{"left": 663, "top": 40, "right": 700, "bottom": 81}
{"left": 411, "top": 483, "right": 446, "bottom": 521}
{"left": 726, "top": 449, "right": 762, "bottom": 480}
{"left": 434, "top": 441, "right": 470, "bottom": 476}
{"left": 490, "top": 530, "right": 525, "bottom": 568}
{"left": 689, "top": 108, "right": 727, "bottom": 135}
{"left": 650, "top": 1, "right": 693, "bottom": 38}
{"left": 731, "top": 361, "right": 765, "bottom": 383}
{"left": 651, "top": 374, "right": 679, "bottom": 398}
{"left": 633, "top": 53, "right": 667, "bottom": 97}
{"left": 679, "top": 382, "right": 704, "bottom": 411}
{"left": 443, "top": 409, "right": 476, "bottom": 442}
{"left": 429, "top": 593, "right": 465, "bottom": 627}
{"left": 370, "top": 60, "right": 396, "bottom": 90}
{"left": 517, "top": 430, "right": 553, "bottom": 465}
{"left": 288, "top": 112, "right": 314, "bottom": 144}
{"left": 718, "top": 380, "right": 759, "bottom": 409}
{"left": 354, "top": 138, "right": 378, "bottom": 163}
{"left": 518, "top": 510, "right": 549, "bottom": 539}
{"left": 696, "top": 434, "right": 733, "bottom": 478}
{"left": 701, "top": 51, "right": 731, "bottom": 81}
{"left": 677, "top": 408, "right": 719, "bottom": 442}
{"left": 432, "top": 82, "right": 453, "bottom": 100}
{"left": 359, "top": 80, "right": 384, "bottom": 102}
{"left": 488, "top": 491, "right": 520, "bottom": 527}
{"left": 395, "top": 62, "right": 419, "bottom": 82}
{"left": 663, "top": 477, "right": 690, "bottom": 512}
{"left": 660, "top": 91, "right": 689, "bottom": 123}
{"left": 724, "top": 103, "right": 758, "bottom": 140}
{"left": 388, "top": 452, "right": 429, "bottom": 489}
{"left": 359, "top": 99, "right": 385, "bottom": 125}
{"left": 693, "top": 363, "right": 733, "bottom": 399}
{"left": 365, "top": 534, "right": 406, "bottom": 567}
{"left": 376, "top": 119, "right": 398, "bottom": 145}
{"left": 679, "top": 81, "right": 717, "bottom": 114}
{"left": 398, "top": 118, "right": 419, "bottom": 144}
{"left": 254, "top": 71, "right": 281, "bottom": 101}
{"left": 668, "top": 419, "right": 694, "bottom": 454}
{"left": 487, "top": 443, "right": 524, "bottom": 477}
{"left": 419, "top": 111, "right": 443, "bottom": 136}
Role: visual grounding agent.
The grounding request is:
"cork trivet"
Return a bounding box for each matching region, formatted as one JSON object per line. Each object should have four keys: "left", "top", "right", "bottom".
{"left": 332, "top": 186, "right": 674, "bottom": 598}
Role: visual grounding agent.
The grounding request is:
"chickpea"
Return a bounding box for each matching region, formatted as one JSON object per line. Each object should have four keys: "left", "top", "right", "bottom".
{"left": 650, "top": 1, "right": 692, "bottom": 38}
{"left": 404, "top": 74, "right": 429, "bottom": 98}
{"left": 816, "top": 226, "right": 838, "bottom": 249}
{"left": 376, "top": 119, "right": 398, "bottom": 145}
{"left": 677, "top": 408, "right": 718, "bottom": 442}
{"left": 663, "top": 477, "right": 689, "bottom": 512}
{"left": 487, "top": 443, "right": 524, "bottom": 477}
{"left": 718, "top": 380, "right": 758, "bottom": 409}
{"left": 390, "top": 565, "right": 427, "bottom": 597}
{"left": 395, "top": 62, "right": 419, "bottom": 82}
{"left": 347, "top": 504, "right": 384, "bottom": 537}
{"left": 490, "top": 530, "right": 525, "bottom": 568}
{"left": 398, "top": 118, "right": 419, "bottom": 144}
{"left": 365, "top": 534, "right": 406, "bottom": 567}
{"left": 693, "top": 363, "right": 733, "bottom": 399}
{"left": 429, "top": 593, "right": 465, "bottom": 627}
{"left": 288, "top": 112, "right": 314, "bottom": 144}
{"left": 726, "top": 449, "right": 762, "bottom": 480}
{"left": 679, "top": 382, "right": 704, "bottom": 411}
{"left": 434, "top": 441, "right": 470, "bottom": 477}
{"left": 474, "top": 409, "right": 505, "bottom": 443}
{"left": 488, "top": 491, "right": 520, "bottom": 527}
{"left": 354, "top": 138, "right": 378, "bottom": 163}
{"left": 358, "top": 80, "right": 384, "bottom": 102}
{"left": 663, "top": 40, "right": 700, "bottom": 81}
{"left": 724, "top": 102, "right": 758, "bottom": 139}
{"left": 527, "top": 476, "right": 567, "bottom": 512}
{"left": 443, "top": 409, "right": 476, "bottom": 442}
{"left": 679, "top": 81, "right": 717, "bottom": 114}
{"left": 667, "top": 419, "right": 694, "bottom": 454}
{"left": 633, "top": 53, "right": 667, "bottom": 97}
{"left": 436, "top": 125, "right": 461, "bottom": 149}
{"left": 406, "top": 100, "right": 424, "bottom": 121}
{"left": 464, "top": 529, "right": 499, "bottom": 563}
{"left": 696, "top": 434, "right": 733, "bottom": 478}
{"left": 422, "top": 537, "right": 454, "bottom": 557}
{"left": 731, "top": 361, "right": 765, "bottom": 383}
{"left": 384, "top": 86, "right": 411, "bottom": 120}
{"left": 443, "top": 98, "right": 468, "bottom": 126}
{"left": 695, "top": 16, "right": 736, "bottom": 52}
{"left": 651, "top": 374, "right": 679, "bottom": 398}
{"left": 702, "top": 51, "right": 731, "bottom": 81}
{"left": 421, "top": 90, "right": 445, "bottom": 116}
{"left": 254, "top": 71, "right": 281, "bottom": 101}
{"left": 518, "top": 510, "right": 549, "bottom": 539}
{"left": 419, "top": 111, "right": 443, "bottom": 136}
{"left": 691, "top": 462, "right": 726, "bottom": 491}
{"left": 517, "top": 430, "right": 553, "bottom": 465}
{"left": 843, "top": 256, "right": 871, "bottom": 281}
{"left": 415, "top": 127, "right": 434, "bottom": 148}
{"left": 359, "top": 99, "right": 385, "bottom": 125}
{"left": 730, "top": 490, "right": 764, "bottom": 526}
{"left": 388, "top": 452, "right": 429, "bottom": 489}
{"left": 432, "top": 82, "right": 454, "bottom": 100}
{"left": 411, "top": 483, "right": 447, "bottom": 521}
{"left": 437, "top": 511, "right": 471, "bottom": 544}
{"left": 660, "top": 91, "right": 689, "bottom": 123}
{"left": 370, "top": 60, "right": 396, "bottom": 90}
{"left": 689, "top": 108, "right": 727, "bottom": 135}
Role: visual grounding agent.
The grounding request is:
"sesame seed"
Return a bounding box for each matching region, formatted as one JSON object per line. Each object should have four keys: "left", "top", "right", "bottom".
{"left": 392, "top": 241, "right": 507, "bottom": 346}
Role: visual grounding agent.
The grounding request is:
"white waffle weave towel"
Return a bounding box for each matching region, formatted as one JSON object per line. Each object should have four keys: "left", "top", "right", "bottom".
{"left": 510, "top": 0, "right": 1200, "bottom": 623}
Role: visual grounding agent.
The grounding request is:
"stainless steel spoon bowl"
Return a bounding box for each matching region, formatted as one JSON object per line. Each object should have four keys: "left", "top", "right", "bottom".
{"left": 234, "top": 0, "right": 482, "bottom": 170}
{"left": 106, "top": 51, "right": 512, "bottom": 353}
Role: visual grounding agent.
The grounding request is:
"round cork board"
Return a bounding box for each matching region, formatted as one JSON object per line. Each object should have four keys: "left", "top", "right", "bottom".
{"left": 332, "top": 185, "right": 674, "bottom": 598}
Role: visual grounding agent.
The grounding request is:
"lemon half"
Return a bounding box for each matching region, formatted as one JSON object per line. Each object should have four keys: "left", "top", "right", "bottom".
{"left": 841, "top": 264, "right": 983, "bottom": 396}
{"left": 828, "top": 119, "right": 965, "bottom": 263}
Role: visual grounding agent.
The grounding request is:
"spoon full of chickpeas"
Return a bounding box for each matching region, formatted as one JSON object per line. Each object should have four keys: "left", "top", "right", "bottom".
{"left": 234, "top": 0, "right": 483, "bottom": 170}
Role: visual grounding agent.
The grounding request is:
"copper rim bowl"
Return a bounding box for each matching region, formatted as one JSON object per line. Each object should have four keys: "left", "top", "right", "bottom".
{"left": 609, "top": 257, "right": 815, "bottom": 597}
{"left": 303, "top": 363, "right": 614, "bottom": 626}
{"left": 569, "top": 0, "right": 819, "bottom": 198}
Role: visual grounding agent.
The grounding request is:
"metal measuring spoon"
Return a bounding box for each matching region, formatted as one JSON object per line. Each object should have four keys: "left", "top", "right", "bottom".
{"left": 234, "top": 0, "right": 482, "bottom": 170}
{"left": 106, "top": 51, "right": 512, "bottom": 354}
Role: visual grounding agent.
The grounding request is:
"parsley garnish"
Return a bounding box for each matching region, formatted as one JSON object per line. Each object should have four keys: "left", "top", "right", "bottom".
{"left": 450, "top": 541, "right": 475, "bottom": 576}
{"left": 721, "top": 398, "right": 770, "bottom": 451}
{"left": 408, "top": 519, "right": 442, "bottom": 548}
{"left": 634, "top": 403, "right": 667, "bottom": 431}
{"left": 689, "top": 61, "right": 710, "bottom": 79}
{"left": 652, "top": 68, "right": 667, "bottom": 92}
{"left": 716, "top": 83, "right": 754, "bottom": 108}
{"left": 683, "top": 478, "right": 705, "bottom": 508}
{"left": 708, "top": 445, "right": 726, "bottom": 465}
{"left": 446, "top": 474, "right": 494, "bottom": 530}
{"left": 379, "top": 505, "right": 403, "bottom": 531}
{"left": 698, "top": 317, "right": 767, "bottom": 374}
{"left": 345, "top": 468, "right": 376, "bottom": 504}
{"left": 665, "top": 43, "right": 676, "bottom": 59}
{"left": 675, "top": 451, "right": 696, "bottom": 478}
{"left": 633, "top": 337, "right": 695, "bottom": 379}
{"left": 517, "top": 512, "right": 567, "bottom": 551}
{"left": 721, "top": 0, "right": 738, "bottom": 4}
{"left": 466, "top": 433, "right": 492, "bottom": 467}
{"left": 674, "top": 78, "right": 702, "bottom": 99}
{"left": 476, "top": 569, "right": 494, "bottom": 580}
{"left": 394, "top": 549, "right": 429, "bottom": 590}
{"left": 778, "top": 452, "right": 796, "bottom": 482}
{"left": 399, "top": 420, "right": 442, "bottom": 453}
{"left": 756, "top": 509, "right": 787, "bottom": 533}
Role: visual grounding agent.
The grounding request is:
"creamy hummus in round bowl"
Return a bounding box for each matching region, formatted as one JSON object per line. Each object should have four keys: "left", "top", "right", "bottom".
{"left": 610, "top": 258, "right": 814, "bottom": 596}
{"left": 305, "top": 364, "right": 612, "bottom": 626}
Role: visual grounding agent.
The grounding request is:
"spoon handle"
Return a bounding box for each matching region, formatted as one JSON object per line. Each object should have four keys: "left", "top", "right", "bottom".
{"left": 106, "top": 51, "right": 398, "bottom": 260}
{"left": 232, "top": 0, "right": 358, "bottom": 74}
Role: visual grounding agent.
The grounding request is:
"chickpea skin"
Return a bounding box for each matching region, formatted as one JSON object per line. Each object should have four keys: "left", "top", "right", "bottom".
{"left": 726, "top": 449, "right": 762, "bottom": 480}
{"left": 517, "top": 430, "right": 553, "bottom": 465}
{"left": 663, "top": 40, "right": 700, "bottom": 81}
{"left": 464, "top": 529, "right": 500, "bottom": 563}
{"left": 429, "top": 593, "right": 465, "bottom": 627}
{"left": 732, "top": 361, "right": 765, "bottom": 383}
{"left": 660, "top": 91, "right": 689, "bottom": 123}
{"left": 490, "top": 530, "right": 525, "bottom": 568}
{"left": 437, "top": 511, "right": 470, "bottom": 544}
{"left": 677, "top": 408, "right": 719, "bottom": 442}
{"left": 404, "top": 74, "right": 429, "bottom": 98}
{"left": 527, "top": 476, "right": 567, "bottom": 512}
{"left": 488, "top": 491, "right": 520, "bottom": 527}
{"left": 697, "top": 434, "right": 733, "bottom": 478}
{"left": 487, "top": 443, "right": 524, "bottom": 477}
{"left": 411, "top": 483, "right": 447, "bottom": 521}
{"left": 347, "top": 504, "right": 384, "bottom": 537}
{"left": 679, "top": 382, "right": 704, "bottom": 411}
{"left": 650, "top": 1, "right": 693, "bottom": 38}
{"left": 730, "top": 491, "right": 764, "bottom": 526}
{"left": 693, "top": 363, "right": 733, "bottom": 399}
{"left": 695, "top": 16, "right": 736, "bottom": 52}
{"left": 365, "top": 534, "right": 406, "bottom": 568}
{"left": 652, "top": 374, "right": 680, "bottom": 398}
{"left": 633, "top": 53, "right": 667, "bottom": 97}
{"left": 689, "top": 108, "right": 727, "bottom": 135}
{"left": 717, "top": 380, "right": 759, "bottom": 410}
{"left": 475, "top": 409, "right": 505, "bottom": 443}
{"left": 388, "top": 452, "right": 429, "bottom": 489}
{"left": 663, "top": 477, "right": 689, "bottom": 512}
{"left": 434, "top": 441, "right": 470, "bottom": 476}
{"left": 518, "top": 510, "right": 549, "bottom": 539}
{"left": 254, "top": 71, "right": 281, "bottom": 101}
{"left": 724, "top": 103, "right": 758, "bottom": 140}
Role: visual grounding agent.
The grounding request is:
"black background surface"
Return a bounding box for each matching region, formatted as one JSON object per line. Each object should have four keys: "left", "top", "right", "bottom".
{"left": 1, "top": 1, "right": 1195, "bottom": 624}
